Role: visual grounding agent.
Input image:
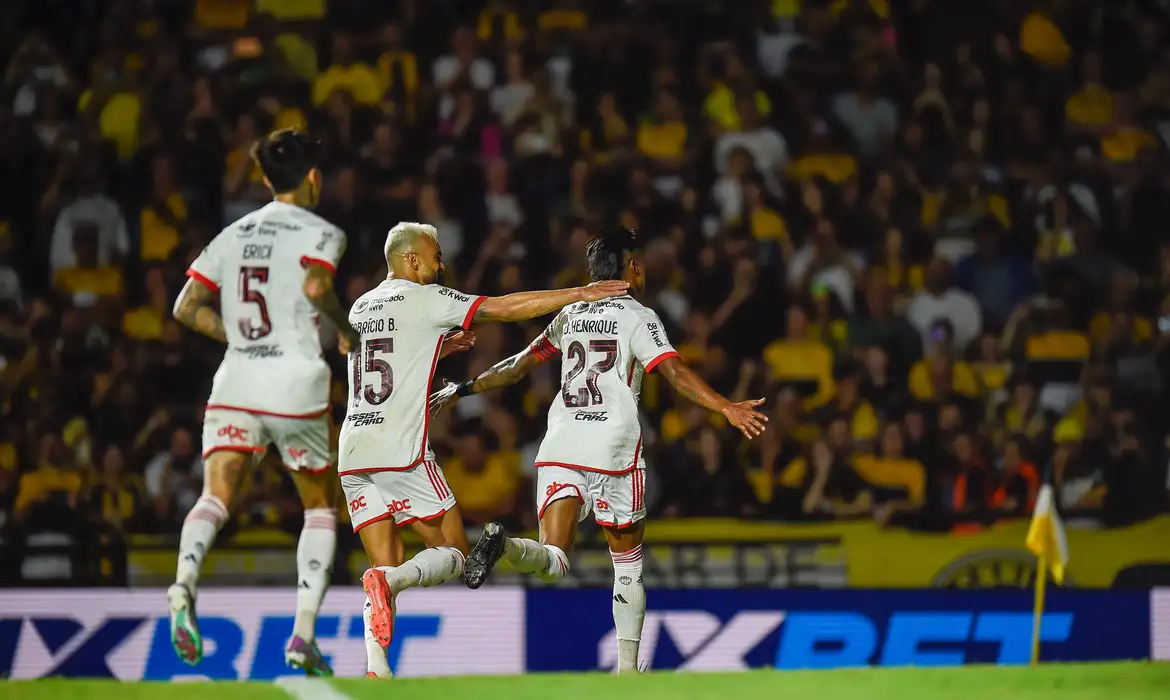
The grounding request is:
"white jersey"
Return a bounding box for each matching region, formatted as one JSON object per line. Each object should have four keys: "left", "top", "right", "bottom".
{"left": 186, "top": 200, "right": 346, "bottom": 417}
{"left": 531, "top": 296, "right": 678, "bottom": 475}
{"left": 339, "top": 278, "right": 484, "bottom": 475}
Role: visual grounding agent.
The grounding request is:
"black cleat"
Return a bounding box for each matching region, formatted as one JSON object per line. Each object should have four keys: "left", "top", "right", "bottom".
{"left": 464, "top": 521, "right": 506, "bottom": 589}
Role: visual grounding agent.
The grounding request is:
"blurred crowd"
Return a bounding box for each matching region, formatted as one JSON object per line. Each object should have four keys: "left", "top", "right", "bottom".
{"left": 2, "top": 0, "right": 1170, "bottom": 554}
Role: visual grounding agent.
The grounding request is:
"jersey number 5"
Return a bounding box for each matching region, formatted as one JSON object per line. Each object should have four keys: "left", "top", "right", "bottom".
{"left": 562, "top": 339, "right": 618, "bottom": 407}
{"left": 238, "top": 266, "right": 272, "bottom": 340}
{"left": 351, "top": 338, "right": 394, "bottom": 407}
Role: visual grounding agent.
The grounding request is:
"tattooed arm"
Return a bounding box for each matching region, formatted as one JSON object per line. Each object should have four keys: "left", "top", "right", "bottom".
{"left": 655, "top": 355, "right": 768, "bottom": 440}
{"left": 173, "top": 277, "right": 227, "bottom": 343}
{"left": 428, "top": 345, "right": 546, "bottom": 416}
{"left": 303, "top": 261, "right": 359, "bottom": 351}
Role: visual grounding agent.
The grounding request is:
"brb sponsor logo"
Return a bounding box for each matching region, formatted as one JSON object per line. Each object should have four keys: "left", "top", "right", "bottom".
{"left": 0, "top": 589, "right": 524, "bottom": 679}
{"left": 216, "top": 425, "right": 249, "bottom": 443}
{"left": 597, "top": 610, "right": 1074, "bottom": 671}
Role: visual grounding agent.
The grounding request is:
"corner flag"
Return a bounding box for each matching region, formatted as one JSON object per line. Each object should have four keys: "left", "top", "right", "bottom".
{"left": 1026, "top": 483, "right": 1069, "bottom": 584}
{"left": 1025, "top": 483, "right": 1069, "bottom": 664}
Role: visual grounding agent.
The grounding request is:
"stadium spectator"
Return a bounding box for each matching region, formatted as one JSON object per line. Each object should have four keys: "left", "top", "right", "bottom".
{"left": 0, "top": 0, "right": 1167, "bottom": 580}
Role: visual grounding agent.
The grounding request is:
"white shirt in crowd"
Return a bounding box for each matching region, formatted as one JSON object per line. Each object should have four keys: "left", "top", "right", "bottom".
{"left": 50, "top": 195, "right": 131, "bottom": 275}
{"left": 433, "top": 56, "right": 495, "bottom": 119}
{"left": 906, "top": 287, "right": 984, "bottom": 351}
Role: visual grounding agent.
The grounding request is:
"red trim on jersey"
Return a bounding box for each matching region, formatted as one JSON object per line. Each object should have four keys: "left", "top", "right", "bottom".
{"left": 537, "top": 483, "right": 585, "bottom": 520}
{"left": 340, "top": 336, "right": 444, "bottom": 476}
{"left": 530, "top": 335, "right": 561, "bottom": 362}
{"left": 338, "top": 460, "right": 422, "bottom": 476}
{"left": 461, "top": 296, "right": 487, "bottom": 328}
{"left": 594, "top": 516, "right": 645, "bottom": 530}
{"left": 202, "top": 445, "right": 265, "bottom": 459}
{"left": 534, "top": 461, "right": 638, "bottom": 476}
{"left": 352, "top": 510, "right": 393, "bottom": 533}
{"left": 206, "top": 404, "right": 330, "bottom": 420}
{"left": 644, "top": 350, "right": 679, "bottom": 374}
{"left": 186, "top": 268, "right": 220, "bottom": 293}
{"left": 300, "top": 256, "right": 336, "bottom": 274}
{"left": 397, "top": 507, "right": 449, "bottom": 527}
{"left": 284, "top": 462, "right": 333, "bottom": 474}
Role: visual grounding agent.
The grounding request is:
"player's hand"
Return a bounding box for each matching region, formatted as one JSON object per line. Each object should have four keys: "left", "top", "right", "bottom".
{"left": 721, "top": 397, "right": 768, "bottom": 440}
{"left": 578, "top": 280, "right": 630, "bottom": 302}
{"left": 440, "top": 330, "right": 476, "bottom": 359}
{"left": 338, "top": 326, "right": 360, "bottom": 355}
{"left": 428, "top": 380, "right": 461, "bottom": 417}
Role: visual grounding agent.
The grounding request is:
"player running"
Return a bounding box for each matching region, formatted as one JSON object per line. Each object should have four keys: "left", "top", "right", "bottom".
{"left": 168, "top": 129, "right": 366, "bottom": 676}
{"left": 429, "top": 227, "right": 767, "bottom": 674}
{"left": 344, "top": 222, "right": 630, "bottom": 678}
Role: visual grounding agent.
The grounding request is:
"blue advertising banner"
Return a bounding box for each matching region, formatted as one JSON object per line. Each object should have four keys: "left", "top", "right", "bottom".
{"left": 0, "top": 588, "right": 525, "bottom": 679}
{"left": 525, "top": 589, "right": 1150, "bottom": 672}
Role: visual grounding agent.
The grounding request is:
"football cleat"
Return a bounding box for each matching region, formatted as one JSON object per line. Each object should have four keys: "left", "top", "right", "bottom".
{"left": 167, "top": 583, "right": 203, "bottom": 666}
{"left": 362, "top": 568, "right": 396, "bottom": 648}
{"left": 464, "top": 521, "right": 506, "bottom": 590}
{"left": 285, "top": 635, "right": 334, "bottom": 677}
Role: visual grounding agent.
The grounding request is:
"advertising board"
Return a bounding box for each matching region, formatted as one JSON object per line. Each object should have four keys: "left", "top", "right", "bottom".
{"left": 0, "top": 588, "right": 524, "bottom": 679}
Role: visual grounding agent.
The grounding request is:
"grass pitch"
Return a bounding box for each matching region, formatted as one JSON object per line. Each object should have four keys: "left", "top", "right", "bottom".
{"left": 3, "top": 663, "right": 1168, "bottom": 700}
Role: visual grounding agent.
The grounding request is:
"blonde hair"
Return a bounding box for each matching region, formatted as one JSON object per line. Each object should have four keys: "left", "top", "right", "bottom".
{"left": 384, "top": 221, "right": 439, "bottom": 261}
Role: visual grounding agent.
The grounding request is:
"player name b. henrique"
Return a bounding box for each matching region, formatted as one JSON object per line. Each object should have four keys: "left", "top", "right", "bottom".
{"left": 571, "top": 318, "right": 618, "bottom": 335}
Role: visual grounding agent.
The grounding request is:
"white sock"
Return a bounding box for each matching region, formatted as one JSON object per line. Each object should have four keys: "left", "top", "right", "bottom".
{"left": 363, "top": 597, "right": 392, "bottom": 677}
{"left": 503, "top": 537, "right": 568, "bottom": 582}
{"left": 377, "top": 546, "right": 465, "bottom": 594}
{"left": 293, "top": 508, "right": 336, "bottom": 641}
{"left": 175, "top": 495, "right": 228, "bottom": 592}
{"left": 611, "top": 545, "right": 646, "bottom": 674}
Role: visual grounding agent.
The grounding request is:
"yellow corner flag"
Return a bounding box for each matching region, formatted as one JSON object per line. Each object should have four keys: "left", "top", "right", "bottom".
{"left": 1025, "top": 483, "right": 1069, "bottom": 664}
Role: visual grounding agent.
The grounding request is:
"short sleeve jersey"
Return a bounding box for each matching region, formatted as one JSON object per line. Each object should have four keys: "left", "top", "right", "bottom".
{"left": 531, "top": 296, "right": 679, "bottom": 474}
{"left": 186, "top": 200, "right": 346, "bottom": 416}
{"left": 339, "top": 278, "right": 485, "bottom": 474}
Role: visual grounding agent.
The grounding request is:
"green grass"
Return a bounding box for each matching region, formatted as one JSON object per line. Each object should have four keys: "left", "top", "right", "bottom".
{"left": 3, "top": 663, "right": 1169, "bottom": 700}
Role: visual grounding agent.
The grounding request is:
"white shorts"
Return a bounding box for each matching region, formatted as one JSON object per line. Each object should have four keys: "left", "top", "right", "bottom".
{"left": 341, "top": 460, "right": 455, "bottom": 532}
{"left": 201, "top": 408, "right": 332, "bottom": 472}
{"left": 536, "top": 465, "right": 646, "bottom": 529}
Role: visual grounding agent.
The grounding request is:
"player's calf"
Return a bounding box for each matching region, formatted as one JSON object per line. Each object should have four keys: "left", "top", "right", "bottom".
{"left": 286, "top": 507, "right": 336, "bottom": 676}
{"left": 610, "top": 544, "right": 646, "bottom": 674}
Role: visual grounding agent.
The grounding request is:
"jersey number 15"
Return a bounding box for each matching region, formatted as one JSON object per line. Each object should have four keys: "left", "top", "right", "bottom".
{"left": 351, "top": 338, "right": 394, "bottom": 407}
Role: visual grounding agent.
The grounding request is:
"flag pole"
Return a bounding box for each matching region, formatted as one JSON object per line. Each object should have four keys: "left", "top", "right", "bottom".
{"left": 1031, "top": 551, "right": 1048, "bottom": 665}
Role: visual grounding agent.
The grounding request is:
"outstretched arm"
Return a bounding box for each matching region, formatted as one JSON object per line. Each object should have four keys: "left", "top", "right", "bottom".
{"left": 429, "top": 344, "right": 546, "bottom": 416}
{"left": 303, "top": 261, "right": 359, "bottom": 351}
{"left": 475, "top": 280, "right": 628, "bottom": 323}
{"left": 655, "top": 355, "right": 768, "bottom": 440}
{"left": 173, "top": 277, "right": 227, "bottom": 343}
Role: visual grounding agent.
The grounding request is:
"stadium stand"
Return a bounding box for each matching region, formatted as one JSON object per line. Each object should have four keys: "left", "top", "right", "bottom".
{"left": 1, "top": 0, "right": 1169, "bottom": 585}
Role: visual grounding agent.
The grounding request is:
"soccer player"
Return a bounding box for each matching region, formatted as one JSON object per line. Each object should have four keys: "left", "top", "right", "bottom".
{"left": 168, "top": 129, "right": 394, "bottom": 676}
{"left": 344, "top": 221, "right": 630, "bottom": 678}
{"left": 429, "top": 227, "right": 767, "bottom": 674}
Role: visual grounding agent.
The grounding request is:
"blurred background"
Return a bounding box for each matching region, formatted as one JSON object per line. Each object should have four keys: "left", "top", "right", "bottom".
{"left": 1, "top": 0, "right": 1170, "bottom": 596}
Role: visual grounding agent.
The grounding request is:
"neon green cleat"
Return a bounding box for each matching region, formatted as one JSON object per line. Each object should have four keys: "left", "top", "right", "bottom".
{"left": 167, "top": 583, "right": 203, "bottom": 666}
